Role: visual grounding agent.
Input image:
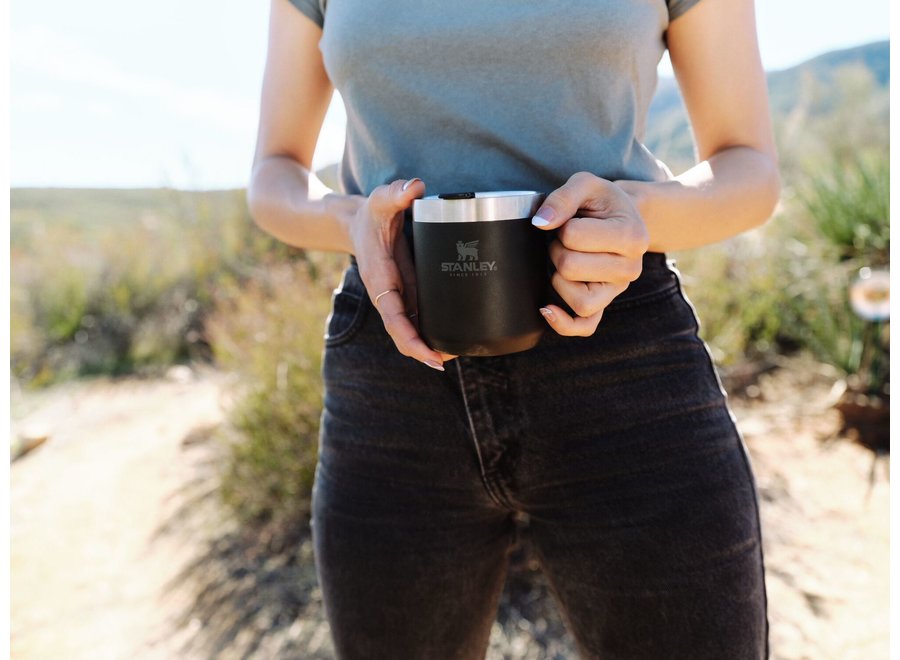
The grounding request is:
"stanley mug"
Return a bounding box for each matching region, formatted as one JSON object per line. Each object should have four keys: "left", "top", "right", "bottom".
{"left": 412, "top": 191, "right": 548, "bottom": 356}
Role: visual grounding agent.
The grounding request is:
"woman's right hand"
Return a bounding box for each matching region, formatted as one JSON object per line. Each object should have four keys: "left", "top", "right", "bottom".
{"left": 349, "top": 177, "right": 454, "bottom": 371}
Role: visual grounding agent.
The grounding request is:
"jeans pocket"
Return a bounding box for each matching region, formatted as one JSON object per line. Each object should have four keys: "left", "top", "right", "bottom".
{"left": 324, "top": 265, "right": 370, "bottom": 348}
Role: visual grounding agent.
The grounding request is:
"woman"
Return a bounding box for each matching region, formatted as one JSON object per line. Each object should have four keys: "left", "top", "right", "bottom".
{"left": 248, "top": 0, "right": 780, "bottom": 657}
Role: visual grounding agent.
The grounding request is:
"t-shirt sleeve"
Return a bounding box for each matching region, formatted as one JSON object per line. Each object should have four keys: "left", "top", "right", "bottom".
{"left": 287, "top": 0, "right": 325, "bottom": 28}
{"left": 667, "top": 0, "right": 704, "bottom": 21}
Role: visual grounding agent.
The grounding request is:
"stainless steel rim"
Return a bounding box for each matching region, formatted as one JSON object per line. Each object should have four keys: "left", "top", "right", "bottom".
{"left": 412, "top": 191, "right": 545, "bottom": 223}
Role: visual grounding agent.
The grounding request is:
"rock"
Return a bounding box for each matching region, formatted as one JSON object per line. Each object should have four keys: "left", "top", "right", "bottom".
{"left": 180, "top": 422, "right": 221, "bottom": 447}
{"left": 11, "top": 429, "right": 50, "bottom": 462}
{"left": 834, "top": 388, "right": 890, "bottom": 454}
{"left": 166, "top": 365, "right": 194, "bottom": 384}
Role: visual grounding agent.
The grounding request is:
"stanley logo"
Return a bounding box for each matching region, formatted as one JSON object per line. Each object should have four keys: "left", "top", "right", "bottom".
{"left": 441, "top": 240, "right": 497, "bottom": 274}
{"left": 456, "top": 240, "right": 479, "bottom": 261}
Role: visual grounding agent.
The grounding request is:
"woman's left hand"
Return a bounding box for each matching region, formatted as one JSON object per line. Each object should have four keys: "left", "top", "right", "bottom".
{"left": 531, "top": 172, "right": 650, "bottom": 337}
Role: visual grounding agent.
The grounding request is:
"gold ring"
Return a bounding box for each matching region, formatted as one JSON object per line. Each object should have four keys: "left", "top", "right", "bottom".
{"left": 374, "top": 288, "right": 400, "bottom": 307}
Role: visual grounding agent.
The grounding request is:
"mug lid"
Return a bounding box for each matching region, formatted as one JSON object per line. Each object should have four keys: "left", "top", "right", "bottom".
{"left": 412, "top": 190, "right": 544, "bottom": 223}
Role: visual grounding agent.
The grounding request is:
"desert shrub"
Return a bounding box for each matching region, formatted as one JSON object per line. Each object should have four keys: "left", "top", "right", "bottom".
{"left": 780, "top": 150, "right": 889, "bottom": 388}
{"left": 799, "top": 153, "right": 889, "bottom": 264}
{"left": 674, "top": 111, "right": 888, "bottom": 372}
{"left": 10, "top": 189, "right": 303, "bottom": 386}
{"left": 205, "top": 255, "right": 345, "bottom": 529}
{"left": 780, "top": 258, "right": 871, "bottom": 376}
{"left": 671, "top": 216, "right": 799, "bottom": 365}
{"left": 677, "top": 147, "right": 889, "bottom": 383}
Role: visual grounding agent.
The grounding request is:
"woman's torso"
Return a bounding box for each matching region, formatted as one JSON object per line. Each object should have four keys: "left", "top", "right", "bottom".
{"left": 313, "top": 0, "right": 680, "bottom": 196}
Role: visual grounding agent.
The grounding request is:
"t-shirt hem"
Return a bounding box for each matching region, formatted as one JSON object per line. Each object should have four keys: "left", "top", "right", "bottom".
{"left": 668, "top": 0, "right": 704, "bottom": 22}
{"left": 287, "top": 0, "right": 324, "bottom": 28}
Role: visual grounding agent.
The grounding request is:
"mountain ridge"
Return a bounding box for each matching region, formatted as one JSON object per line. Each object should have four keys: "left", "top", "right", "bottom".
{"left": 646, "top": 40, "right": 889, "bottom": 170}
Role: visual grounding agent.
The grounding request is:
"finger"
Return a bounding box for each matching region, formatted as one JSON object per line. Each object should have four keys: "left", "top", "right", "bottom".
{"left": 383, "top": 246, "right": 457, "bottom": 363}
{"left": 372, "top": 260, "right": 457, "bottom": 370}
{"left": 360, "top": 248, "right": 444, "bottom": 369}
{"left": 368, "top": 178, "right": 426, "bottom": 233}
{"left": 361, "top": 178, "right": 447, "bottom": 369}
{"left": 393, "top": 233, "right": 419, "bottom": 317}
{"left": 539, "top": 304, "right": 604, "bottom": 338}
{"left": 548, "top": 239, "right": 643, "bottom": 283}
{"left": 386, "top": 236, "right": 457, "bottom": 363}
{"left": 556, "top": 216, "right": 648, "bottom": 259}
{"left": 371, "top": 284, "right": 446, "bottom": 368}
{"left": 364, "top": 177, "right": 424, "bottom": 312}
{"left": 531, "top": 171, "right": 631, "bottom": 231}
{"left": 550, "top": 272, "right": 628, "bottom": 319}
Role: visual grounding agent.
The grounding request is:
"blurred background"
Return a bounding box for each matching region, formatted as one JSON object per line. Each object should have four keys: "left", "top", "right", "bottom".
{"left": 9, "top": 1, "right": 890, "bottom": 658}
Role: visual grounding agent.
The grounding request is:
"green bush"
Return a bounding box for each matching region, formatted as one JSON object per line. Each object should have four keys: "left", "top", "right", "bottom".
{"left": 782, "top": 150, "right": 889, "bottom": 389}
{"left": 10, "top": 189, "right": 304, "bottom": 386}
{"left": 671, "top": 218, "right": 798, "bottom": 365}
{"left": 800, "top": 154, "right": 889, "bottom": 263}
{"left": 205, "top": 256, "right": 345, "bottom": 528}
{"left": 673, "top": 145, "right": 888, "bottom": 379}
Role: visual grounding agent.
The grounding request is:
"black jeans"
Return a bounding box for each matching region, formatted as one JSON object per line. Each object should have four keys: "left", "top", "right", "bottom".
{"left": 312, "top": 253, "right": 768, "bottom": 659}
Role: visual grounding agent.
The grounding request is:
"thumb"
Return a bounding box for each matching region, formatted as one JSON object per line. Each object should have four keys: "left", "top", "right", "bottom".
{"left": 394, "top": 177, "right": 425, "bottom": 207}
{"left": 531, "top": 172, "right": 623, "bottom": 231}
{"left": 530, "top": 186, "right": 577, "bottom": 231}
{"left": 371, "top": 178, "right": 426, "bottom": 219}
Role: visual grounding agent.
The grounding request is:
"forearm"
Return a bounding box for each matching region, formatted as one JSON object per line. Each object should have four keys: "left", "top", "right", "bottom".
{"left": 617, "top": 146, "right": 781, "bottom": 253}
{"left": 246, "top": 155, "right": 362, "bottom": 253}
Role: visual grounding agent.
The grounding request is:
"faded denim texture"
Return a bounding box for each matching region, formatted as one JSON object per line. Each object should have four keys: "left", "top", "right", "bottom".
{"left": 312, "top": 252, "right": 769, "bottom": 660}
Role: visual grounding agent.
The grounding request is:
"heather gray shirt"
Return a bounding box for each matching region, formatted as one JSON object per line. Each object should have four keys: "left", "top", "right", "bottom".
{"left": 288, "top": 0, "right": 703, "bottom": 197}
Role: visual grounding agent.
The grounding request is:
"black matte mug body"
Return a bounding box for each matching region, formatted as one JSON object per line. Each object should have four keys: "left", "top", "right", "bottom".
{"left": 413, "top": 217, "right": 547, "bottom": 356}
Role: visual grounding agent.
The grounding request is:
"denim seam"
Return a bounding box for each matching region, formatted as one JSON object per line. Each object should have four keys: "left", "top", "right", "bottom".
{"left": 734, "top": 430, "right": 771, "bottom": 660}
{"left": 484, "top": 472, "right": 517, "bottom": 510}
{"left": 324, "top": 291, "right": 369, "bottom": 348}
{"left": 455, "top": 361, "right": 507, "bottom": 508}
{"left": 666, "top": 258, "right": 771, "bottom": 659}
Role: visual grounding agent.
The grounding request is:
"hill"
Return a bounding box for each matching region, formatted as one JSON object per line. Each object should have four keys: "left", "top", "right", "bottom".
{"left": 646, "top": 40, "right": 890, "bottom": 172}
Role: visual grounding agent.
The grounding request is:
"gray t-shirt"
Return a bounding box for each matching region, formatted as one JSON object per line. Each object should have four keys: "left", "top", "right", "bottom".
{"left": 288, "top": 0, "right": 703, "bottom": 197}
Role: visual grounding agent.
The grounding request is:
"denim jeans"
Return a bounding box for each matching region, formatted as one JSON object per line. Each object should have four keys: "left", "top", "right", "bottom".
{"left": 312, "top": 251, "right": 769, "bottom": 660}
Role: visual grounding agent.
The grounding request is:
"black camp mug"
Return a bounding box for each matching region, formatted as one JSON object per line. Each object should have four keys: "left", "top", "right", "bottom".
{"left": 412, "top": 191, "right": 548, "bottom": 356}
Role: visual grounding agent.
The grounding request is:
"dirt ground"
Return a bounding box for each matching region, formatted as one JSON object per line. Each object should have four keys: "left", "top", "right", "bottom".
{"left": 9, "top": 357, "right": 890, "bottom": 659}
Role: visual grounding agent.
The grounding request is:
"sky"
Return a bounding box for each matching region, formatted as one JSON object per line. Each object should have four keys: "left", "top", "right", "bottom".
{"left": 9, "top": 0, "right": 891, "bottom": 189}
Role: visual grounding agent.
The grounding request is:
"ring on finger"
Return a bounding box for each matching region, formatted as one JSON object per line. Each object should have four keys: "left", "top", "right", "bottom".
{"left": 374, "top": 288, "right": 400, "bottom": 307}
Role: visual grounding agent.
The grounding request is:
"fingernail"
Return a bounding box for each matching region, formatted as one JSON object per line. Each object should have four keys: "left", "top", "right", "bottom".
{"left": 424, "top": 359, "right": 445, "bottom": 372}
{"left": 539, "top": 307, "right": 555, "bottom": 321}
{"left": 402, "top": 178, "right": 422, "bottom": 192}
{"left": 531, "top": 207, "right": 554, "bottom": 227}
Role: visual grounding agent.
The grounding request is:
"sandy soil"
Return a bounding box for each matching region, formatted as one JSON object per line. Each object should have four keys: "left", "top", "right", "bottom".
{"left": 9, "top": 357, "right": 890, "bottom": 659}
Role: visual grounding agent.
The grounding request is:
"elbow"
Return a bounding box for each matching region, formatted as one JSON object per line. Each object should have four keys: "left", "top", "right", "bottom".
{"left": 751, "top": 153, "right": 782, "bottom": 230}
{"left": 762, "top": 159, "right": 782, "bottom": 226}
{"left": 246, "top": 154, "right": 315, "bottom": 235}
{"left": 246, "top": 163, "right": 275, "bottom": 233}
{"left": 246, "top": 188, "right": 266, "bottom": 232}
